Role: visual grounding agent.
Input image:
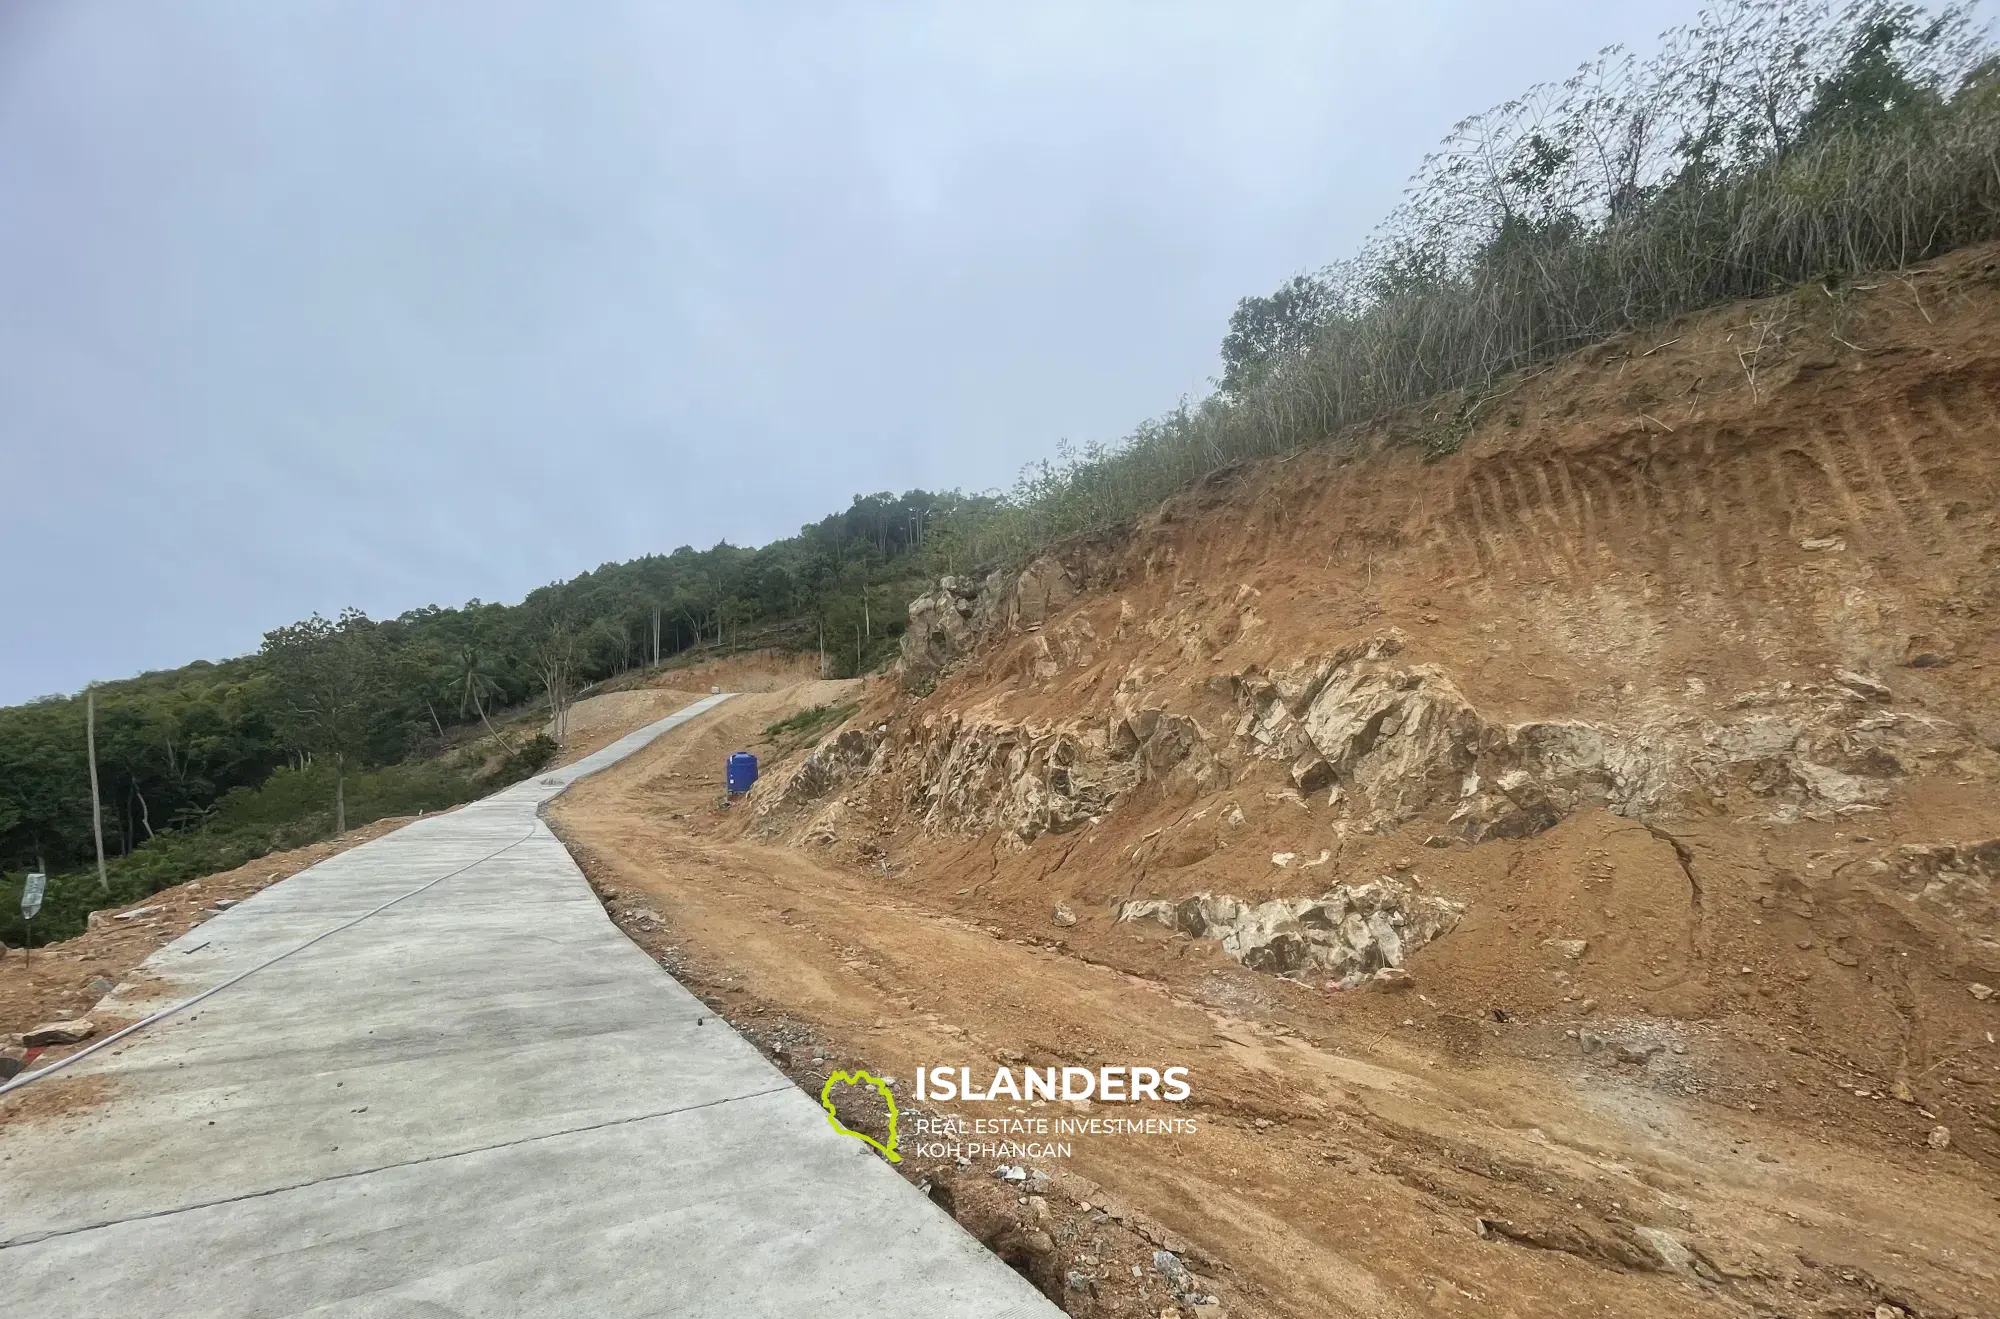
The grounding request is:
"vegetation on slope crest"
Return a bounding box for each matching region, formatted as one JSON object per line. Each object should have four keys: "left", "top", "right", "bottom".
{"left": 925, "top": 0, "right": 2000, "bottom": 570}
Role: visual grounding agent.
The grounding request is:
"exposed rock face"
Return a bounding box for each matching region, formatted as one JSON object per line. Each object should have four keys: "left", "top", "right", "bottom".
{"left": 776, "top": 600, "right": 1992, "bottom": 854}
{"left": 905, "top": 705, "right": 1221, "bottom": 845}
{"left": 762, "top": 619, "right": 1990, "bottom": 853}
{"left": 1014, "top": 555, "right": 1080, "bottom": 629}
{"left": 1227, "top": 634, "right": 1990, "bottom": 839}
{"left": 749, "top": 725, "right": 886, "bottom": 839}
{"left": 1121, "top": 880, "right": 1463, "bottom": 986}
{"left": 900, "top": 572, "right": 1010, "bottom": 687}
{"left": 898, "top": 556, "right": 1080, "bottom": 688}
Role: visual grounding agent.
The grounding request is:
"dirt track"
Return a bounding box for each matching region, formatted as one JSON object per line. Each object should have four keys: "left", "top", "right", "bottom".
{"left": 551, "top": 686, "right": 2000, "bottom": 1319}
{"left": 546, "top": 261, "right": 2000, "bottom": 1317}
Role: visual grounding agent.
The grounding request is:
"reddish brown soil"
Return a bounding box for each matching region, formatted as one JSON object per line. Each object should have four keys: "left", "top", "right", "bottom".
{"left": 553, "top": 690, "right": 2000, "bottom": 1319}
{"left": 553, "top": 252, "right": 2000, "bottom": 1318}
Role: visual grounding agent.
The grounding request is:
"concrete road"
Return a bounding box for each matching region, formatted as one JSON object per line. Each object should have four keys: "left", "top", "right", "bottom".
{"left": 0, "top": 696, "right": 1054, "bottom": 1318}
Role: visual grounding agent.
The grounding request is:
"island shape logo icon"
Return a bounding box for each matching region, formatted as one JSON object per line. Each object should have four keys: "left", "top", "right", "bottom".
{"left": 819, "top": 1070, "right": 900, "bottom": 1163}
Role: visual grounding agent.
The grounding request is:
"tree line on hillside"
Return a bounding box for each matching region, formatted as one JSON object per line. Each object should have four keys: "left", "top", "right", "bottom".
{"left": 0, "top": 490, "right": 978, "bottom": 944}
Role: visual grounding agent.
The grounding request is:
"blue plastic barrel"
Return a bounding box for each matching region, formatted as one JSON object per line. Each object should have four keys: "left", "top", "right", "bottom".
{"left": 726, "top": 751, "right": 759, "bottom": 794}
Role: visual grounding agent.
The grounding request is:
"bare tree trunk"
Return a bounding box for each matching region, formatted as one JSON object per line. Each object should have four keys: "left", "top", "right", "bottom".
{"left": 543, "top": 667, "right": 570, "bottom": 743}
{"left": 652, "top": 605, "right": 660, "bottom": 667}
{"left": 425, "top": 698, "right": 445, "bottom": 739}
{"left": 335, "top": 755, "right": 347, "bottom": 836}
{"left": 134, "top": 782, "right": 154, "bottom": 840}
{"left": 471, "top": 688, "right": 516, "bottom": 754}
{"left": 87, "top": 687, "right": 109, "bottom": 892}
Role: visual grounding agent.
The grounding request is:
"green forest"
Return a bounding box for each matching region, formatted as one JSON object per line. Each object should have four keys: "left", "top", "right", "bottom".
{"left": 7, "top": 0, "right": 1998, "bottom": 947}
{"left": 0, "top": 489, "right": 982, "bottom": 944}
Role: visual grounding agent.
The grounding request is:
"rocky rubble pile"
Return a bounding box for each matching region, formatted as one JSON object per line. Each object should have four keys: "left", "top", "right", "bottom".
{"left": 1850, "top": 838, "right": 2000, "bottom": 932}
{"left": 1120, "top": 880, "right": 1464, "bottom": 986}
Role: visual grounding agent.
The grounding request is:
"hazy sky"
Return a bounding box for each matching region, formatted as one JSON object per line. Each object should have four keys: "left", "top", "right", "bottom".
{"left": 0, "top": 0, "right": 1701, "bottom": 703}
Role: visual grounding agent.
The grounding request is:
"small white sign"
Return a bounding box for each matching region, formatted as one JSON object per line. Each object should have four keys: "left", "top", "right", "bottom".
{"left": 21, "top": 872, "right": 46, "bottom": 921}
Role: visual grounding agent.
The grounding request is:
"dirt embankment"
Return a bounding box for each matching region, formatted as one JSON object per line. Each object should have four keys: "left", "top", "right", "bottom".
{"left": 550, "top": 650, "right": 826, "bottom": 763}
{"left": 554, "top": 251, "right": 2000, "bottom": 1319}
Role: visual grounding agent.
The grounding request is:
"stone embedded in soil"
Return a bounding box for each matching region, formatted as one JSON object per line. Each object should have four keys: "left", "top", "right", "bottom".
{"left": 1290, "top": 754, "right": 1334, "bottom": 792}
{"left": 0, "top": 1045, "right": 26, "bottom": 1080}
{"left": 1970, "top": 983, "right": 1995, "bottom": 1001}
{"left": 1120, "top": 880, "right": 1461, "bottom": 985}
{"left": 1834, "top": 670, "right": 1892, "bottom": 701}
{"left": 1051, "top": 904, "right": 1077, "bottom": 927}
{"left": 1928, "top": 1125, "right": 1952, "bottom": 1150}
{"left": 24, "top": 1018, "right": 96, "bottom": 1047}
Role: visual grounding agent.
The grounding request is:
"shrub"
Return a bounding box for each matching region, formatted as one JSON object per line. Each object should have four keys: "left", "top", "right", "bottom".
{"left": 485, "top": 733, "right": 558, "bottom": 787}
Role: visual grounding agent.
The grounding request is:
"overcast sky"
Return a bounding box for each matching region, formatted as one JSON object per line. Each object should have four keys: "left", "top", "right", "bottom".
{"left": 0, "top": 0, "right": 1702, "bottom": 703}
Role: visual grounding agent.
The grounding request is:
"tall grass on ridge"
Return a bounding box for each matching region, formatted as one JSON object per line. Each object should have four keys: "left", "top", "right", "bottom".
{"left": 929, "top": 0, "right": 2000, "bottom": 573}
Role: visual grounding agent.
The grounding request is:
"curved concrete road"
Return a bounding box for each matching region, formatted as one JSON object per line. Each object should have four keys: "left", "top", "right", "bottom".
{"left": 0, "top": 697, "right": 1054, "bottom": 1318}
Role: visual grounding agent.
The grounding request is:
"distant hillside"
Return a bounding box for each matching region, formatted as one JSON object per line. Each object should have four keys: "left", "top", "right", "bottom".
{"left": 0, "top": 489, "right": 984, "bottom": 944}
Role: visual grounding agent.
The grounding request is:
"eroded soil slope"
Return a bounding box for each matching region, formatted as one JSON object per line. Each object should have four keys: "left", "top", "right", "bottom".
{"left": 555, "top": 251, "right": 2000, "bottom": 1318}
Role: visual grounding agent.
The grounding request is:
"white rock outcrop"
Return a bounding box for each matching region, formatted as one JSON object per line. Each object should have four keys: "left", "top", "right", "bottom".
{"left": 1121, "top": 880, "right": 1464, "bottom": 986}
{"left": 1228, "top": 636, "right": 1987, "bottom": 838}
